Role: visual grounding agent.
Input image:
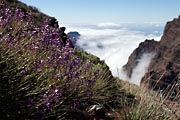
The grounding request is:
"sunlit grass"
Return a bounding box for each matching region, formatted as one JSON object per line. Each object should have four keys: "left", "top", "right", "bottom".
{"left": 117, "top": 80, "right": 180, "bottom": 120}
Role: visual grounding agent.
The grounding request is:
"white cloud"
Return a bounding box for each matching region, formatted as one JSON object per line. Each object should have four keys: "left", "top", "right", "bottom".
{"left": 97, "top": 22, "right": 121, "bottom": 28}
{"left": 129, "top": 53, "right": 155, "bottom": 85}
{"left": 66, "top": 24, "right": 162, "bottom": 85}
{"left": 143, "top": 22, "right": 164, "bottom": 27}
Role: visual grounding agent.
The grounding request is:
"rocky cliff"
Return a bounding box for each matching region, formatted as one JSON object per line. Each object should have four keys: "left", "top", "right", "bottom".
{"left": 124, "top": 16, "right": 180, "bottom": 99}
{"left": 123, "top": 39, "right": 159, "bottom": 78}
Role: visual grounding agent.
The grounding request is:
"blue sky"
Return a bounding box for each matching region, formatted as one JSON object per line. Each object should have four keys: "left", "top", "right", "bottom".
{"left": 19, "top": 0, "right": 180, "bottom": 24}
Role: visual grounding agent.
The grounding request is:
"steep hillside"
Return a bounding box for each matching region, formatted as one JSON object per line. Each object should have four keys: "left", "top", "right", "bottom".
{"left": 0, "top": 0, "right": 134, "bottom": 119}
{"left": 141, "top": 16, "right": 180, "bottom": 99}
{"left": 124, "top": 16, "right": 180, "bottom": 100}
{"left": 4, "top": 0, "right": 50, "bottom": 26}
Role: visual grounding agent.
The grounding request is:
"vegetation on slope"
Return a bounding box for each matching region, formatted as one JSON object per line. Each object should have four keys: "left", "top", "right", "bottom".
{"left": 0, "top": 0, "right": 134, "bottom": 119}
{"left": 118, "top": 80, "right": 180, "bottom": 120}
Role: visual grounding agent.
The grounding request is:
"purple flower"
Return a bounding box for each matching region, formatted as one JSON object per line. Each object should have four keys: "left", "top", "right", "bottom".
{"left": 15, "top": 8, "right": 20, "bottom": 15}
{"left": 84, "top": 60, "right": 91, "bottom": 71}
{"left": 72, "top": 99, "right": 80, "bottom": 109}
{"left": 6, "top": 34, "right": 12, "bottom": 44}
{"left": 0, "top": 3, "right": 103, "bottom": 115}
{"left": 27, "top": 97, "right": 37, "bottom": 108}
{"left": 56, "top": 72, "right": 61, "bottom": 79}
{"left": 70, "top": 57, "right": 80, "bottom": 67}
{"left": 34, "top": 60, "right": 44, "bottom": 70}
{"left": 20, "top": 66, "right": 28, "bottom": 74}
{"left": 93, "top": 70, "right": 99, "bottom": 80}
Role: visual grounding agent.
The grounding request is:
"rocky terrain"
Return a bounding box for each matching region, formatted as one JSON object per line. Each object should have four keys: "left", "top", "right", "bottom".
{"left": 123, "top": 39, "right": 159, "bottom": 78}
{"left": 124, "top": 16, "right": 180, "bottom": 100}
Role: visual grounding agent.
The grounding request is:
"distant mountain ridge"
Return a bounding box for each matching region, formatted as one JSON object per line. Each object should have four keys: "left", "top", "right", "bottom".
{"left": 67, "top": 31, "right": 80, "bottom": 45}
{"left": 67, "top": 31, "right": 80, "bottom": 39}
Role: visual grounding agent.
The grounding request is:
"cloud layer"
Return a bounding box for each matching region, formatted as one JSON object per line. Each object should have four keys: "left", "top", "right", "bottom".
{"left": 130, "top": 53, "right": 155, "bottom": 85}
{"left": 65, "top": 23, "right": 163, "bottom": 85}
{"left": 97, "top": 22, "right": 121, "bottom": 28}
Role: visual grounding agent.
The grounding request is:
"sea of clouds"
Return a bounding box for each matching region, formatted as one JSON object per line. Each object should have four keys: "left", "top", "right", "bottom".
{"left": 64, "top": 22, "right": 164, "bottom": 85}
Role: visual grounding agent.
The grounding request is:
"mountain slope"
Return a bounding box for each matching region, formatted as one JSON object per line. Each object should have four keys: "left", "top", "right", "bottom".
{"left": 124, "top": 15, "right": 180, "bottom": 100}
{"left": 141, "top": 16, "right": 180, "bottom": 99}
{"left": 0, "top": 0, "right": 134, "bottom": 119}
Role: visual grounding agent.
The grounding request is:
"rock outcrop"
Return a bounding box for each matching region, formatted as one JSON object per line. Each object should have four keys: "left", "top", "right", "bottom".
{"left": 142, "top": 16, "right": 180, "bottom": 98}
{"left": 124, "top": 16, "right": 180, "bottom": 99}
{"left": 123, "top": 39, "right": 159, "bottom": 78}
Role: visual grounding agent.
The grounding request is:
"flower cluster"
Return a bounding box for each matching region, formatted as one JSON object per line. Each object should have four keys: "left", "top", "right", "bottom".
{"left": 0, "top": 2, "right": 101, "bottom": 119}
{"left": 0, "top": 3, "right": 32, "bottom": 27}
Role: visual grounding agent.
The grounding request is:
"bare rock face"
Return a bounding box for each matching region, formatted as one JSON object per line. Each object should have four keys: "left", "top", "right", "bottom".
{"left": 141, "top": 16, "right": 180, "bottom": 98}
{"left": 123, "top": 39, "right": 159, "bottom": 78}
{"left": 124, "top": 15, "right": 180, "bottom": 100}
